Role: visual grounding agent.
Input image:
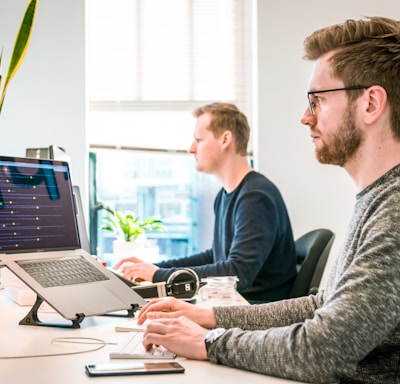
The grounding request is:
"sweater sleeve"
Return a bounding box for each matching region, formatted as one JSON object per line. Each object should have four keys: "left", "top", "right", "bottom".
{"left": 213, "top": 293, "right": 323, "bottom": 329}
{"left": 153, "top": 250, "right": 213, "bottom": 282}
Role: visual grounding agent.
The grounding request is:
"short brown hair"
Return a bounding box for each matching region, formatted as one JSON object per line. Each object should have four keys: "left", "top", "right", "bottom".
{"left": 192, "top": 102, "right": 250, "bottom": 155}
{"left": 303, "top": 16, "right": 400, "bottom": 139}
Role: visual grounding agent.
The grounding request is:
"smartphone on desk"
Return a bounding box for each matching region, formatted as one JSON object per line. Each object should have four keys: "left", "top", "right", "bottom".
{"left": 85, "top": 361, "right": 185, "bottom": 377}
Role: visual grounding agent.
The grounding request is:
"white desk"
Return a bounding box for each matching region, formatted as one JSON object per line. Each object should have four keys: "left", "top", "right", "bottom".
{"left": 0, "top": 293, "right": 306, "bottom": 384}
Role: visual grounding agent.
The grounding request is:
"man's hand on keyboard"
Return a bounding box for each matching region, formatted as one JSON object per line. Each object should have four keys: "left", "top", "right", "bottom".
{"left": 137, "top": 297, "right": 217, "bottom": 329}
{"left": 143, "top": 316, "right": 209, "bottom": 361}
{"left": 113, "top": 256, "right": 159, "bottom": 282}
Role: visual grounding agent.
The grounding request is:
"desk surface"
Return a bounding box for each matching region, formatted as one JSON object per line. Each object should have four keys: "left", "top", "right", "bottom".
{"left": 0, "top": 293, "right": 306, "bottom": 384}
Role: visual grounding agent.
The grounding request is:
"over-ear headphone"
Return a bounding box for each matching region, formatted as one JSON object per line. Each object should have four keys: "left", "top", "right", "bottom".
{"left": 165, "top": 268, "right": 200, "bottom": 299}
{"left": 131, "top": 268, "right": 200, "bottom": 300}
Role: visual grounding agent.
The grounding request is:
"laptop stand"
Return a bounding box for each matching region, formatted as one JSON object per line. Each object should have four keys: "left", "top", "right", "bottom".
{"left": 19, "top": 295, "right": 85, "bottom": 328}
{"left": 19, "top": 295, "right": 140, "bottom": 328}
{"left": 101, "top": 304, "right": 139, "bottom": 318}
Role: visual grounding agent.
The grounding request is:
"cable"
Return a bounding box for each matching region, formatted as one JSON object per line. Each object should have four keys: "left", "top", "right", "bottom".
{"left": 0, "top": 337, "right": 116, "bottom": 359}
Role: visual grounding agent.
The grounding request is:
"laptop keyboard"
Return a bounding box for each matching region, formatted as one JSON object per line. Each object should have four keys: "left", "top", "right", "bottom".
{"left": 110, "top": 331, "right": 176, "bottom": 360}
{"left": 16, "top": 256, "right": 109, "bottom": 288}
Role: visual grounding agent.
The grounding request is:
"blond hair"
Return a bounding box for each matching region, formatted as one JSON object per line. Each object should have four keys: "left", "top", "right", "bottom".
{"left": 193, "top": 102, "right": 250, "bottom": 155}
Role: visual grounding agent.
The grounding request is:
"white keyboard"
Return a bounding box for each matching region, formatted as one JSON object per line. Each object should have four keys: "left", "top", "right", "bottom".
{"left": 110, "top": 331, "right": 176, "bottom": 360}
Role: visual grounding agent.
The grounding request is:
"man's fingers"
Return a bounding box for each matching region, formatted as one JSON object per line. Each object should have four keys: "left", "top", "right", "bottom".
{"left": 137, "top": 298, "right": 180, "bottom": 324}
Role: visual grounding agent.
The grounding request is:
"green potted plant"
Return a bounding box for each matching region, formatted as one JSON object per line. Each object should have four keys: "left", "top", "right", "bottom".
{"left": 1, "top": 0, "right": 38, "bottom": 114}
{"left": 101, "top": 207, "right": 164, "bottom": 262}
{"left": 101, "top": 207, "right": 164, "bottom": 242}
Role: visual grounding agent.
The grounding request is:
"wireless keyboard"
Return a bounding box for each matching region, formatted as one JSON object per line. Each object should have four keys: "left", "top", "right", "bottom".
{"left": 110, "top": 331, "right": 176, "bottom": 360}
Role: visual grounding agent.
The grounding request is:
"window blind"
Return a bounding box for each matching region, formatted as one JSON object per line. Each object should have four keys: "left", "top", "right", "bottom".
{"left": 86, "top": 0, "right": 254, "bottom": 151}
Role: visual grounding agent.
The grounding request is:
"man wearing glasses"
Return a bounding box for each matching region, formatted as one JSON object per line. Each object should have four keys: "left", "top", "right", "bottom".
{"left": 136, "top": 16, "right": 400, "bottom": 383}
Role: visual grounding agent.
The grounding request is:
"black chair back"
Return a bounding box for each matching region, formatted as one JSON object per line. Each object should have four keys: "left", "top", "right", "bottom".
{"left": 289, "top": 229, "right": 335, "bottom": 298}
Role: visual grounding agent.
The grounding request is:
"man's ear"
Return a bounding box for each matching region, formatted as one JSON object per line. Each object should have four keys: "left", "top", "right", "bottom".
{"left": 363, "top": 85, "right": 388, "bottom": 124}
{"left": 220, "top": 130, "right": 233, "bottom": 149}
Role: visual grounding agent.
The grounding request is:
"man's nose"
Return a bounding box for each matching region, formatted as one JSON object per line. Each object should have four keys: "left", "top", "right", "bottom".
{"left": 188, "top": 141, "right": 196, "bottom": 153}
{"left": 300, "top": 107, "right": 316, "bottom": 126}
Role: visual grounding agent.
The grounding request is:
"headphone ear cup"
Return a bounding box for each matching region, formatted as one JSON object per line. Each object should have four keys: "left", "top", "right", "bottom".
{"left": 166, "top": 268, "right": 199, "bottom": 299}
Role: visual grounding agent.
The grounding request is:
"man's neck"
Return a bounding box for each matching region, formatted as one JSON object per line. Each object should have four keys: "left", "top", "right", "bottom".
{"left": 345, "top": 138, "right": 400, "bottom": 191}
{"left": 217, "top": 158, "right": 253, "bottom": 193}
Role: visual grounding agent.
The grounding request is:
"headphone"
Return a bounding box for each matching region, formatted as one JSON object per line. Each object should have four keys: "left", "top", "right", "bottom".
{"left": 131, "top": 268, "right": 200, "bottom": 300}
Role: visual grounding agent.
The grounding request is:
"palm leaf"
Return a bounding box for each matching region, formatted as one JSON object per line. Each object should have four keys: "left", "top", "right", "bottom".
{"left": 0, "top": 0, "right": 38, "bottom": 113}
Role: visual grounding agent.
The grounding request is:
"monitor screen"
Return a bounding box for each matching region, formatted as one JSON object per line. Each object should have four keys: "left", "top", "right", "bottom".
{"left": 0, "top": 156, "right": 80, "bottom": 253}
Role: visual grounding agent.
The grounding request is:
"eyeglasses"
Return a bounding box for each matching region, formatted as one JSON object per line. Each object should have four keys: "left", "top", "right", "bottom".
{"left": 307, "top": 86, "right": 369, "bottom": 115}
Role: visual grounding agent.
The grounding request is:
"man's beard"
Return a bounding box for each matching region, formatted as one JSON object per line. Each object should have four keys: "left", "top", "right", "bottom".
{"left": 315, "top": 104, "right": 363, "bottom": 167}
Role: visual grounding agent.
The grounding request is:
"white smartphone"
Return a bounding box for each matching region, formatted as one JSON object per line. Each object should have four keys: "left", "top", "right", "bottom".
{"left": 85, "top": 361, "right": 185, "bottom": 377}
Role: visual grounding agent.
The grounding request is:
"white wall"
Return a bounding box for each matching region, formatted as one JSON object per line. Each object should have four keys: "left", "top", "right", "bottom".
{"left": 0, "top": 0, "right": 86, "bottom": 203}
{"left": 255, "top": 0, "right": 400, "bottom": 284}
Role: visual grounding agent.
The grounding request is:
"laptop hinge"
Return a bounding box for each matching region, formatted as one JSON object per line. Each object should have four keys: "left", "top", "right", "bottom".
{"left": 19, "top": 295, "right": 85, "bottom": 329}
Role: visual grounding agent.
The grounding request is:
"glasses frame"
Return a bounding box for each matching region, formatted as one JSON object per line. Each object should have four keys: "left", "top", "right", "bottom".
{"left": 307, "top": 86, "right": 370, "bottom": 115}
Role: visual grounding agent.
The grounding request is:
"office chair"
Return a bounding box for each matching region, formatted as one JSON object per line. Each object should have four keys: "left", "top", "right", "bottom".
{"left": 289, "top": 228, "right": 335, "bottom": 298}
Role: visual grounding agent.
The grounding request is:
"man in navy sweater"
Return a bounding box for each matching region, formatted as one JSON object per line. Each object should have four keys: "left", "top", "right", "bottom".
{"left": 115, "top": 102, "right": 297, "bottom": 303}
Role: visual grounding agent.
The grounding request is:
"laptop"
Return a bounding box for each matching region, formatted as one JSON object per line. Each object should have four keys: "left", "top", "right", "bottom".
{"left": 0, "top": 155, "right": 146, "bottom": 325}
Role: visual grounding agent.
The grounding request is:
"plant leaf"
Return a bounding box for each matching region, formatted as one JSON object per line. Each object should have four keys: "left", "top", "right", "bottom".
{"left": 0, "top": 0, "right": 38, "bottom": 113}
{"left": 100, "top": 207, "right": 164, "bottom": 242}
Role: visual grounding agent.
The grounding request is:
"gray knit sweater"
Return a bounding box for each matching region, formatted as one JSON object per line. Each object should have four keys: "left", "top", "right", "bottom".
{"left": 208, "top": 164, "right": 400, "bottom": 383}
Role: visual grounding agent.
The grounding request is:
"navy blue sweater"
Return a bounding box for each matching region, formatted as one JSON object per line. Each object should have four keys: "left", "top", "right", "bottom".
{"left": 153, "top": 171, "right": 297, "bottom": 303}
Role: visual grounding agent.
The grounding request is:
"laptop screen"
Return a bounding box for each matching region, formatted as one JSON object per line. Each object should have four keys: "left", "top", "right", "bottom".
{"left": 0, "top": 156, "right": 80, "bottom": 253}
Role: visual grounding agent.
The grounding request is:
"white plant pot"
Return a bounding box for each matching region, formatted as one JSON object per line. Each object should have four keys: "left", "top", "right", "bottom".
{"left": 112, "top": 239, "right": 145, "bottom": 260}
{"left": 112, "top": 236, "right": 160, "bottom": 264}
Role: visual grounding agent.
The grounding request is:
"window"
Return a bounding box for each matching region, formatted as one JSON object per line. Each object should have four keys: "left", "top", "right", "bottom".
{"left": 90, "top": 149, "right": 222, "bottom": 266}
{"left": 86, "top": 0, "right": 254, "bottom": 264}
